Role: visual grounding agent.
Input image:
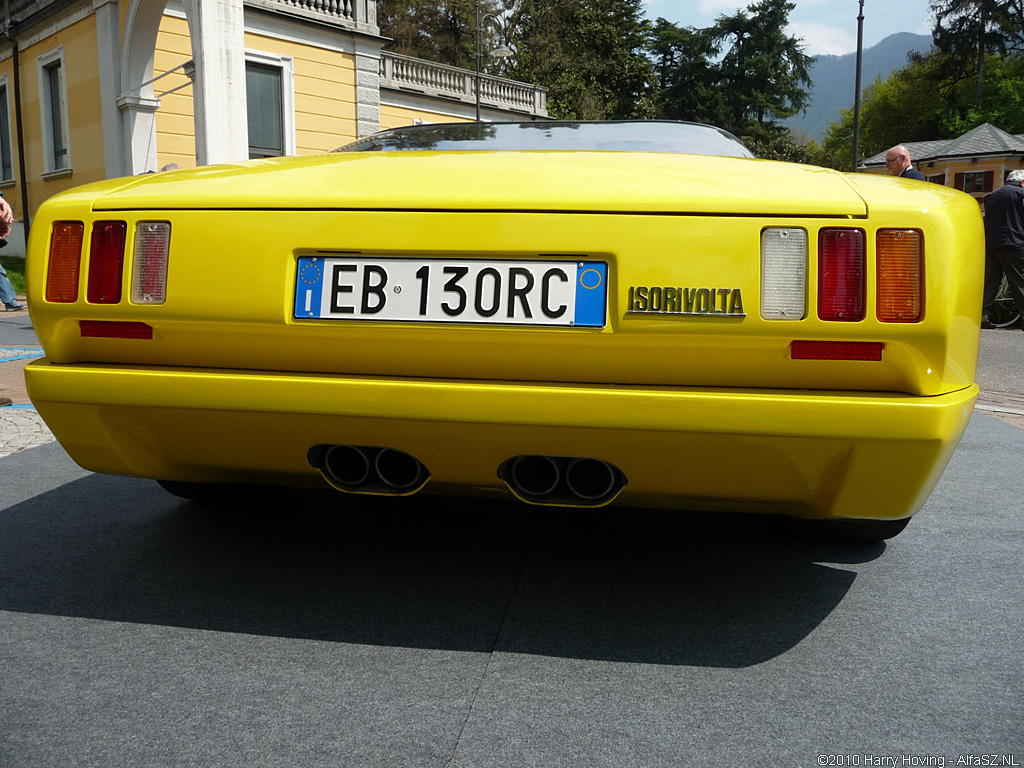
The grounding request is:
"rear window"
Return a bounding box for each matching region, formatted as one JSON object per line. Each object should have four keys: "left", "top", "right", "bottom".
{"left": 334, "top": 121, "right": 754, "bottom": 158}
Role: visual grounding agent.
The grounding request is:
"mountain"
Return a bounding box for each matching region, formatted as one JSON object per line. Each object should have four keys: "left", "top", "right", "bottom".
{"left": 783, "top": 32, "right": 933, "bottom": 142}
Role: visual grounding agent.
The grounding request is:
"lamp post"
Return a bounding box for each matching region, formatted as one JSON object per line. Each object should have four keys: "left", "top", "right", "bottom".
{"left": 475, "top": 0, "right": 513, "bottom": 122}
{"left": 852, "top": 0, "right": 865, "bottom": 172}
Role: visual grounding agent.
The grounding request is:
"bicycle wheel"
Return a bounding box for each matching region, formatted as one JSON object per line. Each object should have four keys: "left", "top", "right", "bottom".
{"left": 989, "top": 276, "right": 1021, "bottom": 328}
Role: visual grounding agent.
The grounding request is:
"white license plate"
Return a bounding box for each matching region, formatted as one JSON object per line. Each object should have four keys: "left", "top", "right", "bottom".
{"left": 294, "top": 257, "right": 607, "bottom": 328}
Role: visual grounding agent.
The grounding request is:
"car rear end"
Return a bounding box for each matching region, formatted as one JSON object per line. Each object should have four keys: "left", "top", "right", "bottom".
{"left": 24, "top": 147, "right": 984, "bottom": 528}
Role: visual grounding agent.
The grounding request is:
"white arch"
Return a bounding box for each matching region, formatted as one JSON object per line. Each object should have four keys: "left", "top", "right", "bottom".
{"left": 119, "top": 0, "right": 248, "bottom": 175}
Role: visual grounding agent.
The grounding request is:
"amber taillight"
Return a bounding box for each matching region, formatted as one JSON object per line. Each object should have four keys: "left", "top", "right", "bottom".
{"left": 46, "top": 221, "right": 85, "bottom": 303}
{"left": 818, "top": 229, "right": 865, "bottom": 321}
{"left": 877, "top": 229, "right": 923, "bottom": 322}
{"left": 87, "top": 221, "right": 128, "bottom": 304}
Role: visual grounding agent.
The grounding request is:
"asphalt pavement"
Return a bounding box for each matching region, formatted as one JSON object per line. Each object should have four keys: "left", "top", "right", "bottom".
{"left": 1, "top": 304, "right": 1022, "bottom": 766}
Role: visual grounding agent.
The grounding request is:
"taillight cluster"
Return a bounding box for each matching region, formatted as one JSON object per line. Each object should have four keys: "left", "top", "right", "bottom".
{"left": 46, "top": 220, "right": 171, "bottom": 306}
{"left": 760, "top": 226, "right": 923, "bottom": 323}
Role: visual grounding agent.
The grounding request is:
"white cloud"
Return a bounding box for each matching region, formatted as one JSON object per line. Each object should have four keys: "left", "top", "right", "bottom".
{"left": 789, "top": 21, "right": 857, "bottom": 56}
{"left": 697, "top": 0, "right": 744, "bottom": 13}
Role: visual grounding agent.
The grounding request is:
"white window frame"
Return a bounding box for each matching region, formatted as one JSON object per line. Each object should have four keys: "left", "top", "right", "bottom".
{"left": 37, "top": 46, "right": 72, "bottom": 178}
{"left": 245, "top": 50, "right": 296, "bottom": 158}
{"left": 0, "top": 74, "right": 14, "bottom": 184}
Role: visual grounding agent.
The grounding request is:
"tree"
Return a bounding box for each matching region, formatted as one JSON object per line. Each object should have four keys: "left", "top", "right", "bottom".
{"left": 648, "top": 19, "right": 725, "bottom": 124}
{"left": 378, "top": 0, "right": 505, "bottom": 70}
{"left": 931, "top": 0, "right": 1024, "bottom": 102}
{"left": 709, "top": 0, "right": 814, "bottom": 135}
{"left": 506, "top": 0, "right": 657, "bottom": 119}
{"left": 818, "top": 47, "right": 1024, "bottom": 168}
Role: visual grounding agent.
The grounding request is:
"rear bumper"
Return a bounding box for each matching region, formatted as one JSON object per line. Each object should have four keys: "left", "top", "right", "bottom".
{"left": 25, "top": 359, "right": 978, "bottom": 520}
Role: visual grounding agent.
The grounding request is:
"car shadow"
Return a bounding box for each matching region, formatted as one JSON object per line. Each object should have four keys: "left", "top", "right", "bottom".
{"left": 0, "top": 473, "right": 884, "bottom": 668}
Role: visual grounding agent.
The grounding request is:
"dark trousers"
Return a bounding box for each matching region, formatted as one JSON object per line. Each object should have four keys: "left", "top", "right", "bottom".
{"left": 983, "top": 245, "right": 1024, "bottom": 317}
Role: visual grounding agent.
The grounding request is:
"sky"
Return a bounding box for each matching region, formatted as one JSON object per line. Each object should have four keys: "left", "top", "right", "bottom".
{"left": 642, "top": 0, "right": 934, "bottom": 56}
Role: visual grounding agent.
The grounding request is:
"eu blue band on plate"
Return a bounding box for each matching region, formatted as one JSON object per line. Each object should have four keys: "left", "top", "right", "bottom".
{"left": 295, "top": 257, "right": 325, "bottom": 319}
{"left": 573, "top": 262, "right": 607, "bottom": 328}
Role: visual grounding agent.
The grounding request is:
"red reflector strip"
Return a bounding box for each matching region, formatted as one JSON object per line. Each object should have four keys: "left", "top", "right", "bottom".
{"left": 791, "top": 340, "right": 883, "bottom": 361}
{"left": 80, "top": 321, "right": 153, "bottom": 339}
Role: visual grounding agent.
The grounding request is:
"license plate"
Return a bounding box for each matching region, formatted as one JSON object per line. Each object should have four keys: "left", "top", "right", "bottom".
{"left": 294, "top": 257, "right": 607, "bottom": 328}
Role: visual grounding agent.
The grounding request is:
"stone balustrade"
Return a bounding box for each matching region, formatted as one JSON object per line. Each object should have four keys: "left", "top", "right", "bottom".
{"left": 380, "top": 52, "right": 548, "bottom": 117}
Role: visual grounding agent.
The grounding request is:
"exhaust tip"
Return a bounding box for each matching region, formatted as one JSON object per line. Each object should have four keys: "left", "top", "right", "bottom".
{"left": 499, "top": 455, "right": 626, "bottom": 508}
{"left": 309, "top": 445, "right": 429, "bottom": 496}
{"left": 565, "top": 458, "right": 617, "bottom": 501}
{"left": 510, "top": 455, "right": 561, "bottom": 497}
{"left": 323, "top": 445, "right": 371, "bottom": 488}
{"left": 375, "top": 448, "right": 425, "bottom": 490}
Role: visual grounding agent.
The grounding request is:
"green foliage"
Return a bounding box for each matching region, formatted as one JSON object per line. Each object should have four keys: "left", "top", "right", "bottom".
{"left": 506, "top": 0, "right": 658, "bottom": 119}
{"left": 648, "top": 0, "right": 813, "bottom": 138}
{"left": 820, "top": 45, "right": 1024, "bottom": 167}
{"left": 709, "top": 0, "right": 814, "bottom": 131}
{"left": 378, "top": 0, "right": 504, "bottom": 70}
{"left": 740, "top": 126, "right": 819, "bottom": 164}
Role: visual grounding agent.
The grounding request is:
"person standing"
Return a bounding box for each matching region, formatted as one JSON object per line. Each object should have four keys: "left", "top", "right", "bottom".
{"left": 982, "top": 169, "right": 1024, "bottom": 328}
{"left": 884, "top": 145, "right": 926, "bottom": 180}
{"left": 0, "top": 196, "right": 22, "bottom": 312}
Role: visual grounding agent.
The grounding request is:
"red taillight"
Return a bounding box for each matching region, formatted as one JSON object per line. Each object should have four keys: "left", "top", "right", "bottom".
{"left": 791, "top": 340, "right": 884, "bottom": 361}
{"left": 87, "top": 221, "right": 127, "bottom": 304}
{"left": 80, "top": 320, "right": 153, "bottom": 339}
{"left": 818, "top": 229, "right": 865, "bottom": 321}
{"left": 46, "top": 221, "right": 84, "bottom": 303}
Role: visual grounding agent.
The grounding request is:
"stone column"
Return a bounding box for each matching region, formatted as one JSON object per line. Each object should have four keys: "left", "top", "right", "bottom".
{"left": 182, "top": 0, "right": 248, "bottom": 165}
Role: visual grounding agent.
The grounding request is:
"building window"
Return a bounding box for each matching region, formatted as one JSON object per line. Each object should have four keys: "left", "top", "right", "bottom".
{"left": 37, "top": 48, "right": 70, "bottom": 174}
{"left": 245, "top": 53, "right": 295, "bottom": 159}
{"left": 926, "top": 174, "right": 945, "bottom": 186}
{"left": 958, "top": 171, "right": 993, "bottom": 194}
{"left": 0, "top": 79, "right": 13, "bottom": 182}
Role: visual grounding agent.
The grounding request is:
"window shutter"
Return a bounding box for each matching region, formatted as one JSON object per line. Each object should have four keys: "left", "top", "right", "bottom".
{"left": 955, "top": 173, "right": 965, "bottom": 190}
{"left": 983, "top": 171, "right": 994, "bottom": 192}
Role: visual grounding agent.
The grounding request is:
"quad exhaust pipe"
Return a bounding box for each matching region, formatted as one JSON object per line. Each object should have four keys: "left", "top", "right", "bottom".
{"left": 499, "top": 455, "right": 626, "bottom": 508}
{"left": 309, "top": 445, "right": 430, "bottom": 495}
{"left": 309, "top": 445, "right": 624, "bottom": 506}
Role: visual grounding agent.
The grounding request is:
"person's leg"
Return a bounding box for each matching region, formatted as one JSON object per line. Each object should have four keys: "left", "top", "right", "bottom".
{"left": 997, "top": 245, "right": 1024, "bottom": 318}
{"left": 0, "top": 262, "right": 19, "bottom": 307}
{"left": 982, "top": 248, "right": 1005, "bottom": 320}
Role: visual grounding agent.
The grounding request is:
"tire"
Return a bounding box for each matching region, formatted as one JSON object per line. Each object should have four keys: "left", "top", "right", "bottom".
{"left": 787, "top": 516, "right": 911, "bottom": 542}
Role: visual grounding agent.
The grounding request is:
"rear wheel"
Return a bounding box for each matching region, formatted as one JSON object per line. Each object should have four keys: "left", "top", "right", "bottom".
{"left": 787, "top": 516, "right": 911, "bottom": 542}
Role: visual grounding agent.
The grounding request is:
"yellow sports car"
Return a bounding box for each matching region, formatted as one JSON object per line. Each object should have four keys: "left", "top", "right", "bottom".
{"left": 25, "top": 122, "right": 984, "bottom": 540}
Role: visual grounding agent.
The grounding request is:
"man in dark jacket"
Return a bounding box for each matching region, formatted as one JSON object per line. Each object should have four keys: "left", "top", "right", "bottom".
{"left": 983, "top": 169, "right": 1024, "bottom": 328}
{"left": 884, "top": 145, "right": 926, "bottom": 180}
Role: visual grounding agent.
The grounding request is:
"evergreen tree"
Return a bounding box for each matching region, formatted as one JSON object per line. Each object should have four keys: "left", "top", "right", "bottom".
{"left": 648, "top": 19, "right": 725, "bottom": 124}
{"left": 378, "top": 0, "right": 504, "bottom": 70}
{"left": 506, "top": 0, "right": 657, "bottom": 119}
{"left": 709, "top": 0, "right": 814, "bottom": 135}
{"left": 931, "top": 0, "right": 1024, "bottom": 102}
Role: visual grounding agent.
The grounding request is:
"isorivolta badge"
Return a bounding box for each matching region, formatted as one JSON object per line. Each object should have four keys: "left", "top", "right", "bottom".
{"left": 626, "top": 285, "right": 745, "bottom": 317}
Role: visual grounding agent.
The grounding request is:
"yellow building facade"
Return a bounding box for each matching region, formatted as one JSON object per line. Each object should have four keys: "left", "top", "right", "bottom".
{"left": 0, "top": 0, "right": 548, "bottom": 256}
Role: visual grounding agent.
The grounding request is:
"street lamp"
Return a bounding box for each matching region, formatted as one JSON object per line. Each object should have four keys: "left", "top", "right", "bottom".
{"left": 475, "top": 0, "right": 514, "bottom": 122}
{"left": 852, "top": 0, "right": 865, "bottom": 172}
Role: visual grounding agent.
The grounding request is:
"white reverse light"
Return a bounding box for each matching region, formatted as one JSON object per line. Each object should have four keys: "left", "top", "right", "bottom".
{"left": 761, "top": 228, "right": 807, "bottom": 320}
{"left": 131, "top": 222, "right": 171, "bottom": 305}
